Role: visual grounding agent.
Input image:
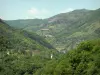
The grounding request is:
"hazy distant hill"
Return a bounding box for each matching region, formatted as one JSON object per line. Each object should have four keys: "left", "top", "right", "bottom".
{"left": 5, "top": 19, "right": 48, "bottom": 32}
{"left": 5, "top": 8, "right": 100, "bottom": 51}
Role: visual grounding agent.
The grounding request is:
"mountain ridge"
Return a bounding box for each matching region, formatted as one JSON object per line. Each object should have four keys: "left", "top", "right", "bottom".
{"left": 5, "top": 8, "right": 100, "bottom": 50}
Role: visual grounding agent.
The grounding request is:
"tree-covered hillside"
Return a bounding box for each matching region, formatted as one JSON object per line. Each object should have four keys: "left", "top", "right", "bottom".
{"left": 0, "top": 19, "right": 58, "bottom": 75}
{"left": 0, "top": 19, "right": 54, "bottom": 51}
{"left": 1, "top": 25, "right": 100, "bottom": 75}
{"left": 34, "top": 39, "right": 100, "bottom": 75}
{"left": 45, "top": 8, "right": 100, "bottom": 50}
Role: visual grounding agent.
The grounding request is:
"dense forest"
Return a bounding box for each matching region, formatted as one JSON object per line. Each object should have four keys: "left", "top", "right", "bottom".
{"left": 0, "top": 8, "right": 100, "bottom": 75}
{"left": 35, "top": 39, "right": 100, "bottom": 75}
{"left": 1, "top": 24, "right": 100, "bottom": 75}
{"left": 0, "top": 19, "right": 58, "bottom": 75}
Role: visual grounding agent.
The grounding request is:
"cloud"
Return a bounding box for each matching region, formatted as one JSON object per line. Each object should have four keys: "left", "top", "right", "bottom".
{"left": 27, "top": 7, "right": 50, "bottom": 19}
{"left": 28, "top": 8, "right": 39, "bottom": 15}
{"left": 0, "top": 16, "right": 4, "bottom": 19}
{"left": 26, "top": 7, "right": 74, "bottom": 19}
{"left": 60, "top": 8, "right": 74, "bottom": 13}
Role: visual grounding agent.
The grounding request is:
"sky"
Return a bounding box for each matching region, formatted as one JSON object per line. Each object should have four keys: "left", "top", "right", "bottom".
{"left": 0, "top": 0, "right": 100, "bottom": 20}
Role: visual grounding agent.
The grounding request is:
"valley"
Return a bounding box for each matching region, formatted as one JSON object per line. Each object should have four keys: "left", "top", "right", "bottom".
{"left": 0, "top": 8, "right": 100, "bottom": 75}
{"left": 6, "top": 8, "right": 100, "bottom": 51}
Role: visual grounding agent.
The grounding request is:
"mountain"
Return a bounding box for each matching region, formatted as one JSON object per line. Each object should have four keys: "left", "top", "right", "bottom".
{"left": 45, "top": 8, "right": 100, "bottom": 50}
{"left": 0, "top": 18, "right": 55, "bottom": 54}
{"left": 5, "top": 19, "right": 48, "bottom": 32}
{"left": 0, "top": 19, "right": 59, "bottom": 75}
{"left": 1, "top": 8, "right": 100, "bottom": 75}
{"left": 5, "top": 8, "right": 100, "bottom": 51}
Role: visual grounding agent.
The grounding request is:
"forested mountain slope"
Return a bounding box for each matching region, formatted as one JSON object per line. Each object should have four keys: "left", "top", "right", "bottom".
{"left": 45, "top": 8, "right": 100, "bottom": 50}
{"left": 34, "top": 39, "right": 100, "bottom": 75}
{"left": 0, "top": 19, "right": 57, "bottom": 75}
{"left": 0, "top": 19, "right": 54, "bottom": 51}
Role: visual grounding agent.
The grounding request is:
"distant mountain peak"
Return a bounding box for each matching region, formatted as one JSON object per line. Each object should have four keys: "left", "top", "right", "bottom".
{"left": 72, "top": 9, "right": 89, "bottom": 13}
{"left": 96, "top": 8, "right": 100, "bottom": 11}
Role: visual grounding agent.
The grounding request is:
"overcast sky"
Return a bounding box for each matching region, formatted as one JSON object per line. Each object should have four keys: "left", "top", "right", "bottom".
{"left": 0, "top": 0, "right": 100, "bottom": 20}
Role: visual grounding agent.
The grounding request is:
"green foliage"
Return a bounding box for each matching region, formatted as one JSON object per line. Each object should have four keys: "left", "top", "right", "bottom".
{"left": 0, "top": 36, "right": 9, "bottom": 51}
{"left": 1, "top": 8, "right": 100, "bottom": 75}
{"left": 35, "top": 39, "right": 100, "bottom": 75}
{"left": 0, "top": 19, "right": 54, "bottom": 51}
{"left": 0, "top": 19, "right": 57, "bottom": 75}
